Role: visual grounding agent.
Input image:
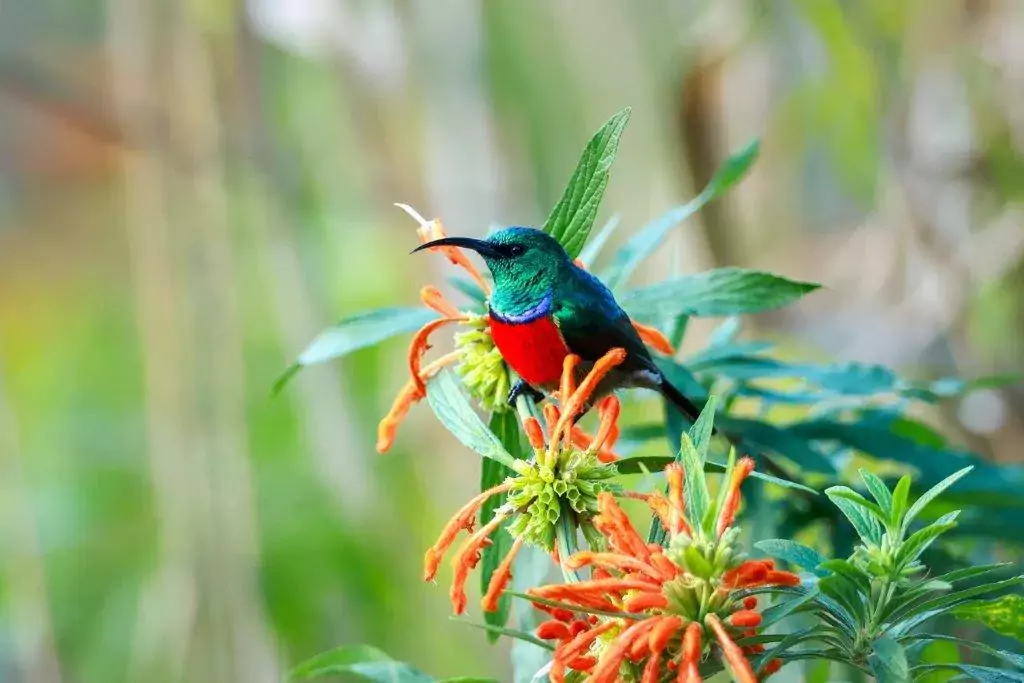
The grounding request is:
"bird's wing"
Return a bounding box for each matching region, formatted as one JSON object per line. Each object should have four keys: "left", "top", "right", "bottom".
{"left": 552, "top": 268, "right": 657, "bottom": 375}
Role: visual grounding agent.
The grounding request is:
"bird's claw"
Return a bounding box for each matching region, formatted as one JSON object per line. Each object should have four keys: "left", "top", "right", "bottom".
{"left": 507, "top": 379, "right": 544, "bottom": 408}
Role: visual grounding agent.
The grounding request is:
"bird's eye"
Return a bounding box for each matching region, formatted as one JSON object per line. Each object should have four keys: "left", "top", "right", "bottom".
{"left": 507, "top": 244, "right": 527, "bottom": 257}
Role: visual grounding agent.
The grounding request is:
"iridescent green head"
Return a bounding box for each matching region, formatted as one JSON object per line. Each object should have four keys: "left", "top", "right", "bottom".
{"left": 414, "top": 227, "right": 572, "bottom": 316}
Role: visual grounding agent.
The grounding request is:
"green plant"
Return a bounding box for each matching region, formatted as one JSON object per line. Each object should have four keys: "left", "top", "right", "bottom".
{"left": 279, "top": 109, "right": 1023, "bottom": 683}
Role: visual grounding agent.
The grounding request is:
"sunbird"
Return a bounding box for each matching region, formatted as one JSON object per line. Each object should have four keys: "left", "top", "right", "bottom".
{"left": 414, "top": 226, "right": 705, "bottom": 421}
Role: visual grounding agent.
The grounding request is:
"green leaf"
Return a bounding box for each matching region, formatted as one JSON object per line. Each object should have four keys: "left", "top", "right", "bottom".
{"left": 602, "top": 140, "right": 760, "bottom": 289}
{"left": 953, "top": 594, "right": 1024, "bottom": 644}
{"left": 912, "top": 664, "right": 1024, "bottom": 682}
{"left": 290, "top": 645, "right": 434, "bottom": 682}
{"left": 542, "top": 108, "right": 631, "bottom": 258}
{"left": 616, "top": 455, "right": 819, "bottom": 494}
{"left": 755, "top": 539, "right": 828, "bottom": 577}
{"left": 426, "top": 370, "right": 515, "bottom": 468}
{"left": 717, "top": 416, "right": 836, "bottom": 474}
{"left": 438, "top": 679, "right": 501, "bottom": 683}
{"left": 896, "top": 512, "right": 959, "bottom": 567}
{"left": 687, "top": 395, "right": 716, "bottom": 457}
{"left": 452, "top": 618, "right": 554, "bottom": 651}
{"left": 679, "top": 434, "right": 711, "bottom": 535}
{"left": 859, "top": 468, "right": 894, "bottom": 517}
{"left": 621, "top": 268, "right": 820, "bottom": 321}
{"left": 480, "top": 412, "right": 520, "bottom": 642}
{"left": 903, "top": 467, "right": 973, "bottom": 531}
{"left": 274, "top": 307, "right": 438, "bottom": 394}
{"left": 903, "top": 634, "right": 1024, "bottom": 671}
{"left": 825, "top": 486, "right": 883, "bottom": 545}
{"left": 891, "top": 475, "right": 912, "bottom": 527}
{"left": 870, "top": 635, "right": 910, "bottom": 683}
{"left": 758, "top": 588, "right": 821, "bottom": 628}
{"left": 825, "top": 486, "right": 887, "bottom": 524}
{"left": 901, "top": 576, "right": 1024, "bottom": 630}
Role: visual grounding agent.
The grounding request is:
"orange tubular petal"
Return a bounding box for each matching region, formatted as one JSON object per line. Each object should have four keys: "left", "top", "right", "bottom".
{"left": 665, "top": 463, "right": 691, "bottom": 537}
{"left": 556, "top": 620, "right": 617, "bottom": 662}
{"left": 650, "top": 551, "right": 681, "bottom": 581}
{"left": 729, "top": 610, "right": 762, "bottom": 628}
{"left": 377, "top": 380, "right": 424, "bottom": 453}
{"left": 678, "top": 622, "right": 703, "bottom": 683}
{"left": 565, "top": 551, "right": 661, "bottom": 580}
{"left": 761, "top": 659, "right": 783, "bottom": 678}
{"left": 543, "top": 403, "right": 562, "bottom": 442}
{"left": 555, "top": 349, "right": 627, "bottom": 439}
{"left": 593, "top": 396, "right": 621, "bottom": 453}
{"left": 482, "top": 536, "right": 525, "bottom": 612}
{"left": 595, "top": 492, "right": 652, "bottom": 563}
{"left": 408, "top": 318, "right": 461, "bottom": 395}
{"left": 632, "top": 321, "right": 675, "bottom": 355}
{"left": 647, "top": 493, "right": 672, "bottom": 531}
{"left": 624, "top": 591, "right": 669, "bottom": 612}
{"left": 420, "top": 286, "right": 464, "bottom": 319}
{"left": 537, "top": 620, "right": 572, "bottom": 640}
{"left": 641, "top": 650, "right": 662, "bottom": 683}
{"left": 570, "top": 426, "right": 618, "bottom": 463}
{"left": 560, "top": 355, "right": 580, "bottom": 408}
{"left": 706, "top": 613, "right": 757, "bottom": 683}
{"left": 523, "top": 417, "right": 547, "bottom": 450}
{"left": 743, "top": 596, "right": 758, "bottom": 610}
{"left": 588, "top": 619, "right": 660, "bottom": 683}
{"left": 716, "top": 457, "right": 756, "bottom": 538}
{"left": 450, "top": 514, "right": 507, "bottom": 614}
{"left": 423, "top": 482, "right": 512, "bottom": 582}
{"left": 649, "top": 615, "right": 684, "bottom": 654}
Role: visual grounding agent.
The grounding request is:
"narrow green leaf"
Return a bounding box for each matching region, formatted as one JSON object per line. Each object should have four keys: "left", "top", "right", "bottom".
{"left": 274, "top": 307, "right": 438, "bottom": 394}
{"left": 826, "top": 486, "right": 884, "bottom": 545}
{"left": 679, "top": 434, "right": 711, "bottom": 536}
{"left": 426, "top": 370, "right": 515, "bottom": 468}
{"left": 290, "top": 645, "right": 433, "bottom": 682}
{"left": 896, "top": 513, "right": 959, "bottom": 567}
{"left": 687, "top": 394, "right": 716, "bottom": 457}
{"left": 903, "top": 634, "right": 1024, "bottom": 671}
{"left": 542, "top": 108, "right": 631, "bottom": 258}
{"left": 621, "top": 268, "right": 820, "bottom": 321}
{"left": 717, "top": 416, "right": 836, "bottom": 474}
{"left": 891, "top": 475, "right": 912, "bottom": 528}
{"left": 911, "top": 664, "right": 1024, "bottom": 682}
{"left": 603, "top": 140, "right": 760, "bottom": 289}
{"left": 826, "top": 486, "right": 888, "bottom": 524}
{"left": 953, "top": 594, "right": 1024, "bottom": 644}
{"left": 452, "top": 618, "right": 554, "bottom": 651}
{"left": 616, "top": 455, "right": 819, "bottom": 494}
{"left": 480, "top": 412, "right": 520, "bottom": 642}
{"left": 903, "top": 466, "right": 973, "bottom": 531}
{"left": 870, "top": 635, "right": 910, "bottom": 683}
{"left": 758, "top": 588, "right": 820, "bottom": 628}
{"left": 859, "top": 468, "right": 894, "bottom": 517}
{"left": 754, "top": 539, "right": 828, "bottom": 576}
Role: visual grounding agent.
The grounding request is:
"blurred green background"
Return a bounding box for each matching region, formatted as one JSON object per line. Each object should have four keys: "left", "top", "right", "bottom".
{"left": 0, "top": 1, "right": 1022, "bottom": 681}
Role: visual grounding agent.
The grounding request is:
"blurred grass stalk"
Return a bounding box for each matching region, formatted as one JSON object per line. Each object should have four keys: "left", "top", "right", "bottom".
{"left": 0, "top": 369, "right": 63, "bottom": 683}
{"left": 107, "top": 1, "right": 277, "bottom": 680}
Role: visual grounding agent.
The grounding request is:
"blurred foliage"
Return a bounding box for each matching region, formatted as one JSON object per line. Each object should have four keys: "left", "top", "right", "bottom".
{"left": 0, "top": 1, "right": 1022, "bottom": 682}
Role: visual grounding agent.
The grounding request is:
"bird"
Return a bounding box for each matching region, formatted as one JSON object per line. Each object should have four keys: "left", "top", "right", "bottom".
{"left": 413, "top": 226, "right": 706, "bottom": 422}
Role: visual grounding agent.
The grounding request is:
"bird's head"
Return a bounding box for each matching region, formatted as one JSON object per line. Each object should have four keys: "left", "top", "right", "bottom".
{"left": 413, "top": 226, "right": 571, "bottom": 290}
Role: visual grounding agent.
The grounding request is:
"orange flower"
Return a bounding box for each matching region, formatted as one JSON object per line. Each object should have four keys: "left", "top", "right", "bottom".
{"left": 529, "top": 459, "right": 799, "bottom": 681}
{"left": 422, "top": 349, "right": 627, "bottom": 614}
{"left": 377, "top": 205, "right": 499, "bottom": 453}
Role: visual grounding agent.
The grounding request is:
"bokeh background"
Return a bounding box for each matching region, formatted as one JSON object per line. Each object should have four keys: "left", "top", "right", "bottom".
{"left": 0, "top": 0, "right": 1022, "bottom": 681}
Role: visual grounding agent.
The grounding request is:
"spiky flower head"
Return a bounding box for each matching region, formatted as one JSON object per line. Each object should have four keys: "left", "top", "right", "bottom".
{"left": 528, "top": 438, "right": 800, "bottom": 682}
{"left": 421, "top": 348, "right": 628, "bottom": 614}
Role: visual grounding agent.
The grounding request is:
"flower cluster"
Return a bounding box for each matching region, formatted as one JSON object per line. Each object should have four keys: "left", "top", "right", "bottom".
{"left": 376, "top": 204, "right": 510, "bottom": 453}
{"left": 528, "top": 454, "right": 800, "bottom": 682}
{"left": 423, "top": 348, "right": 629, "bottom": 614}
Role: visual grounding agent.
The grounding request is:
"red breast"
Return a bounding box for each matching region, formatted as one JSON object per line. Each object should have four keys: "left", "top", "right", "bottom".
{"left": 488, "top": 313, "right": 569, "bottom": 388}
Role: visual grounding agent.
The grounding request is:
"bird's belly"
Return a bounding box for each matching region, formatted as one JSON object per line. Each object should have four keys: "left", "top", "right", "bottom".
{"left": 488, "top": 314, "right": 569, "bottom": 388}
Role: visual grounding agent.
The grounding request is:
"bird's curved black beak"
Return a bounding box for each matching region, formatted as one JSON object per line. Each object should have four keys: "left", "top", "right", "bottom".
{"left": 412, "top": 237, "right": 505, "bottom": 259}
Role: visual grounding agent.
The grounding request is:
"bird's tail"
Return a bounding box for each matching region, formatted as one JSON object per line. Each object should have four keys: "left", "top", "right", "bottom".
{"left": 656, "top": 376, "right": 707, "bottom": 424}
{"left": 656, "top": 376, "right": 794, "bottom": 481}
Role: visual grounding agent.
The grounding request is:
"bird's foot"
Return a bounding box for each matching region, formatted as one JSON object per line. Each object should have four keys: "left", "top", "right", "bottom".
{"left": 507, "top": 379, "right": 544, "bottom": 408}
